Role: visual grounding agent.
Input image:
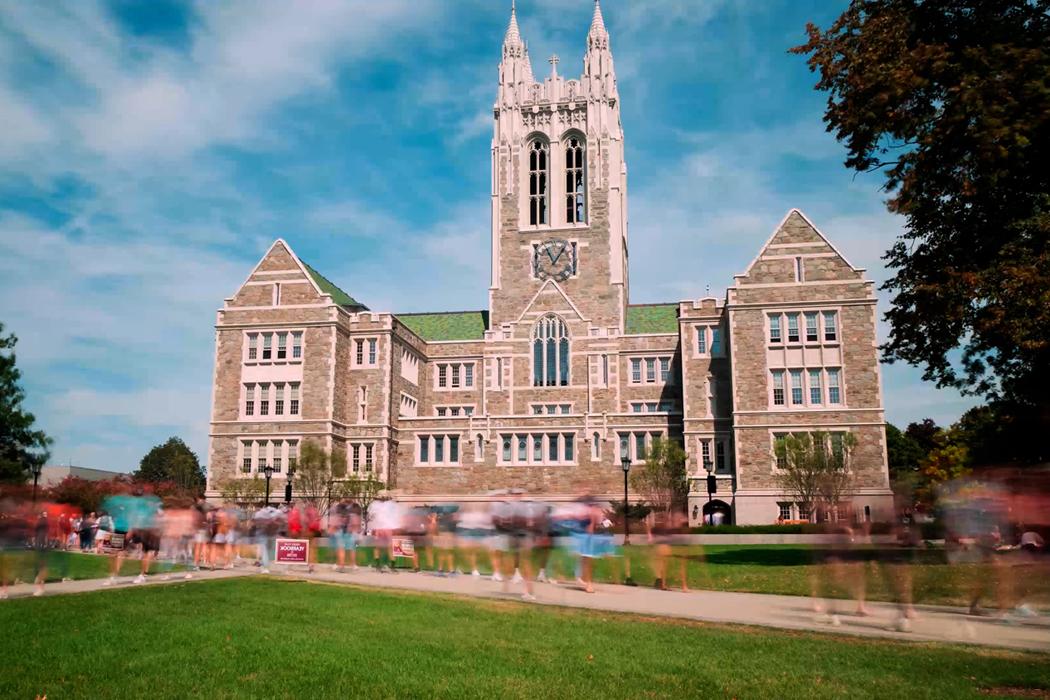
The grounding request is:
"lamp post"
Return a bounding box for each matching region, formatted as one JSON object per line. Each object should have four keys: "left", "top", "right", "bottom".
{"left": 620, "top": 454, "right": 636, "bottom": 586}
{"left": 31, "top": 464, "right": 42, "bottom": 504}
{"left": 263, "top": 465, "right": 274, "bottom": 508}
{"left": 284, "top": 467, "right": 295, "bottom": 504}
{"left": 703, "top": 458, "right": 715, "bottom": 526}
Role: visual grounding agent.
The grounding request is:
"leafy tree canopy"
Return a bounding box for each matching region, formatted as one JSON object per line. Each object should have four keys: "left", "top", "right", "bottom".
{"left": 0, "top": 323, "right": 52, "bottom": 483}
{"left": 629, "top": 437, "right": 688, "bottom": 516}
{"left": 135, "top": 437, "right": 205, "bottom": 492}
{"left": 794, "top": 0, "right": 1050, "bottom": 427}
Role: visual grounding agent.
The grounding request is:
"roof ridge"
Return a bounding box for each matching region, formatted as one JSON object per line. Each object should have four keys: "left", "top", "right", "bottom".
{"left": 395, "top": 309, "right": 488, "bottom": 317}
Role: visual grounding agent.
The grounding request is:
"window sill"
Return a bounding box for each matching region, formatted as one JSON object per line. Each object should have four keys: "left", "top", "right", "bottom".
{"left": 244, "top": 359, "right": 303, "bottom": 367}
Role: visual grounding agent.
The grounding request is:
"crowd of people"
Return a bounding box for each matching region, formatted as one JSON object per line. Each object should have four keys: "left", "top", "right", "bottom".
{"left": 1, "top": 479, "right": 1046, "bottom": 627}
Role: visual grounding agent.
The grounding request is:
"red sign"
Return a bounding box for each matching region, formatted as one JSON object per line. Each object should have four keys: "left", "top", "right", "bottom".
{"left": 392, "top": 537, "right": 415, "bottom": 558}
{"left": 275, "top": 538, "right": 309, "bottom": 564}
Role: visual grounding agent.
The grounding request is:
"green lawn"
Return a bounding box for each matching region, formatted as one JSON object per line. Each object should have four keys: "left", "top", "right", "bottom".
{"left": 1, "top": 549, "right": 184, "bottom": 584}
{"left": 317, "top": 543, "right": 1050, "bottom": 608}
{"left": 1, "top": 578, "right": 1047, "bottom": 698}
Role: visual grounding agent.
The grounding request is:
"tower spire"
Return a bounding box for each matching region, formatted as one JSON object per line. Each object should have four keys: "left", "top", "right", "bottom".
{"left": 505, "top": 0, "right": 522, "bottom": 47}
{"left": 590, "top": 0, "right": 607, "bottom": 36}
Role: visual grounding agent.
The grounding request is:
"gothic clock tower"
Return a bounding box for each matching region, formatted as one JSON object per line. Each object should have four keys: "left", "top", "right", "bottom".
{"left": 488, "top": 1, "right": 629, "bottom": 333}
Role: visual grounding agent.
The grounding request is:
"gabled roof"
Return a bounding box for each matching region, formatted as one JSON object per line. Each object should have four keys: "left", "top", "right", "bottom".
{"left": 301, "top": 261, "right": 367, "bottom": 310}
{"left": 396, "top": 311, "right": 489, "bottom": 342}
{"left": 736, "top": 208, "right": 865, "bottom": 281}
{"left": 625, "top": 303, "right": 679, "bottom": 334}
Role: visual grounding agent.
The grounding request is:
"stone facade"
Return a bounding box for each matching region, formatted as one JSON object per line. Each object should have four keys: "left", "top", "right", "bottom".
{"left": 205, "top": 2, "right": 893, "bottom": 524}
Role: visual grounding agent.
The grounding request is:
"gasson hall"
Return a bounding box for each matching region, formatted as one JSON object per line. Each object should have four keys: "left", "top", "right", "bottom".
{"left": 206, "top": 1, "right": 894, "bottom": 525}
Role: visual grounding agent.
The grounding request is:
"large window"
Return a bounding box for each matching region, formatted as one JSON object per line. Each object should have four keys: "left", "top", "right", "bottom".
{"left": 352, "top": 338, "right": 379, "bottom": 367}
{"left": 243, "top": 382, "right": 300, "bottom": 419}
{"left": 418, "top": 435, "right": 460, "bottom": 465}
{"left": 532, "top": 315, "right": 570, "bottom": 387}
{"left": 618, "top": 431, "right": 666, "bottom": 464}
{"left": 499, "top": 433, "right": 576, "bottom": 465}
{"left": 239, "top": 439, "right": 298, "bottom": 475}
{"left": 435, "top": 362, "right": 476, "bottom": 390}
{"left": 769, "top": 368, "right": 844, "bottom": 408}
{"left": 528, "top": 139, "right": 549, "bottom": 226}
{"left": 768, "top": 310, "right": 840, "bottom": 346}
{"left": 565, "top": 136, "right": 585, "bottom": 224}
{"left": 350, "top": 443, "right": 375, "bottom": 474}
{"left": 628, "top": 355, "right": 675, "bottom": 385}
{"left": 245, "top": 329, "right": 305, "bottom": 365}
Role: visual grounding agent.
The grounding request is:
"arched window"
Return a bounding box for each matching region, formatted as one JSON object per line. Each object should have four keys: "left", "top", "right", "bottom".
{"left": 592, "top": 432, "right": 601, "bottom": 460}
{"left": 532, "top": 315, "right": 569, "bottom": 387}
{"left": 528, "top": 139, "right": 549, "bottom": 225}
{"left": 565, "top": 136, "right": 585, "bottom": 223}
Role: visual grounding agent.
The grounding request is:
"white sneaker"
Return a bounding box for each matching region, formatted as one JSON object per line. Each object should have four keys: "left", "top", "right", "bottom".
{"left": 536, "top": 569, "right": 548, "bottom": 583}
{"left": 511, "top": 569, "right": 523, "bottom": 584}
{"left": 133, "top": 574, "right": 147, "bottom": 584}
{"left": 830, "top": 615, "right": 842, "bottom": 627}
{"left": 260, "top": 568, "right": 270, "bottom": 575}
{"left": 522, "top": 593, "right": 536, "bottom": 602}
{"left": 102, "top": 577, "right": 116, "bottom": 587}
{"left": 0, "top": 590, "right": 8, "bottom": 600}
{"left": 471, "top": 569, "right": 481, "bottom": 578}
{"left": 492, "top": 572, "right": 504, "bottom": 582}
{"left": 1015, "top": 604, "right": 1039, "bottom": 619}
{"left": 161, "top": 574, "right": 171, "bottom": 581}
{"left": 895, "top": 617, "right": 912, "bottom": 633}
{"left": 33, "top": 586, "right": 44, "bottom": 597}
{"left": 184, "top": 573, "right": 193, "bottom": 580}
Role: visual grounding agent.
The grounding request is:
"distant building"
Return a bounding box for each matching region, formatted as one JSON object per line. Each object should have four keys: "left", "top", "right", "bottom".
{"left": 205, "top": 2, "right": 894, "bottom": 525}
{"left": 40, "top": 465, "right": 126, "bottom": 488}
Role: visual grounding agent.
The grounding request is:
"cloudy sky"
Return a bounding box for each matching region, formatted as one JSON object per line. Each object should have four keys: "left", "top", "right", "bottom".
{"left": 0, "top": 0, "right": 976, "bottom": 472}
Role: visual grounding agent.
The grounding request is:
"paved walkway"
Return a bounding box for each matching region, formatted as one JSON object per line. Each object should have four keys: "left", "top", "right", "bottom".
{"left": 4, "top": 566, "right": 1049, "bottom": 652}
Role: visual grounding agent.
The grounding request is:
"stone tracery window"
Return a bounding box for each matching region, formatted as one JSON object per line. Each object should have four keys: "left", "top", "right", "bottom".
{"left": 532, "top": 315, "right": 569, "bottom": 387}
{"left": 565, "top": 136, "right": 585, "bottom": 224}
{"left": 528, "top": 139, "right": 549, "bottom": 225}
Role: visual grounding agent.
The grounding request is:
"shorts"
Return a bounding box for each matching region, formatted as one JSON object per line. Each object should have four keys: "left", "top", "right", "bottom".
{"left": 331, "top": 532, "right": 358, "bottom": 551}
{"left": 434, "top": 532, "right": 455, "bottom": 550}
{"left": 487, "top": 534, "right": 511, "bottom": 552}
{"left": 194, "top": 529, "right": 210, "bottom": 544}
{"left": 131, "top": 529, "right": 161, "bottom": 554}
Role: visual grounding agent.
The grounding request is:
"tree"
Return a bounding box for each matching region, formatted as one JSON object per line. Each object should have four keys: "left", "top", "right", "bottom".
{"left": 629, "top": 437, "right": 688, "bottom": 516}
{"left": 793, "top": 1, "right": 1050, "bottom": 430}
{"left": 916, "top": 428, "right": 972, "bottom": 507}
{"left": 0, "top": 323, "right": 52, "bottom": 482}
{"left": 886, "top": 423, "right": 926, "bottom": 482}
{"left": 775, "top": 432, "right": 857, "bottom": 522}
{"left": 216, "top": 475, "right": 266, "bottom": 508}
{"left": 135, "top": 437, "right": 205, "bottom": 492}
{"left": 345, "top": 473, "right": 384, "bottom": 530}
{"left": 904, "top": 419, "right": 941, "bottom": 456}
{"left": 292, "top": 440, "right": 349, "bottom": 515}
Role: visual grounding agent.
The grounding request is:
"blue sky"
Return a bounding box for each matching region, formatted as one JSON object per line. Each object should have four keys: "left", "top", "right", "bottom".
{"left": 0, "top": 0, "right": 976, "bottom": 472}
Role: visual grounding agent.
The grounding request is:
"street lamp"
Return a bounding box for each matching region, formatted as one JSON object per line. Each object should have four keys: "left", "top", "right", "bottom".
{"left": 31, "top": 464, "right": 43, "bottom": 504}
{"left": 703, "top": 458, "right": 716, "bottom": 526}
{"left": 620, "top": 454, "right": 636, "bottom": 586}
{"left": 263, "top": 465, "right": 274, "bottom": 507}
{"left": 284, "top": 467, "right": 295, "bottom": 504}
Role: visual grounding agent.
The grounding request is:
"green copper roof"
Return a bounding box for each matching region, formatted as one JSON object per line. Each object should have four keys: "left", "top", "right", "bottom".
{"left": 301, "top": 262, "right": 367, "bottom": 310}
{"left": 625, "top": 303, "right": 679, "bottom": 334}
{"left": 397, "top": 311, "right": 489, "bottom": 341}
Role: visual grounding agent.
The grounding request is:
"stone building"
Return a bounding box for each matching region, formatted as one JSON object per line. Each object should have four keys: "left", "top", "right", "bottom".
{"left": 206, "top": 2, "right": 894, "bottom": 525}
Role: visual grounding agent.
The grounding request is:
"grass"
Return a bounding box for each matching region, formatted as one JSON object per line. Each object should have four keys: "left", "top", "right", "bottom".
{"left": 1, "top": 577, "right": 1047, "bottom": 699}
{"left": 314, "top": 543, "right": 1050, "bottom": 608}
{"left": 1, "top": 549, "right": 184, "bottom": 584}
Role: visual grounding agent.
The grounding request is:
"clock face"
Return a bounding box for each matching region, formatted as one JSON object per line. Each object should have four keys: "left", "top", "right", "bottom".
{"left": 535, "top": 238, "right": 574, "bottom": 282}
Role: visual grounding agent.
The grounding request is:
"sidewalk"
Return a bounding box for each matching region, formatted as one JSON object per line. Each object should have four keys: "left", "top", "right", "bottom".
{"left": 290, "top": 567, "right": 1050, "bottom": 652}
{"left": 4, "top": 565, "right": 1048, "bottom": 652}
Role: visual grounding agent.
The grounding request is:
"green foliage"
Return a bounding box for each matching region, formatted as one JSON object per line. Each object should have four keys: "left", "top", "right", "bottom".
{"left": 45, "top": 476, "right": 132, "bottom": 513}
{"left": 134, "top": 437, "right": 205, "bottom": 492}
{"left": 0, "top": 323, "right": 52, "bottom": 483}
{"left": 793, "top": 1, "right": 1050, "bottom": 427}
{"left": 609, "top": 500, "right": 653, "bottom": 522}
{"left": 885, "top": 423, "right": 925, "bottom": 482}
{"left": 774, "top": 432, "right": 857, "bottom": 518}
{"left": 216, "top": 474, "right": 266, "bottom": 508}
{"left": 629, "top": 437, "right": 688, "bottom": 515}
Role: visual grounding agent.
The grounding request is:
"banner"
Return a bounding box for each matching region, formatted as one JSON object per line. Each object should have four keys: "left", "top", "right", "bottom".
{"left": 391, "top": 537, "right": 415, "bottom": 558}
{"left": 275, "top": 538, "right": 309, "bottom": 564}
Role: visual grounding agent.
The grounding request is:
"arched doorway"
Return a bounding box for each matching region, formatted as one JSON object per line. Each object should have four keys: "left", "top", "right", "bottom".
{"left": 701, "top": 499, "right": 732, "bottom": 526}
